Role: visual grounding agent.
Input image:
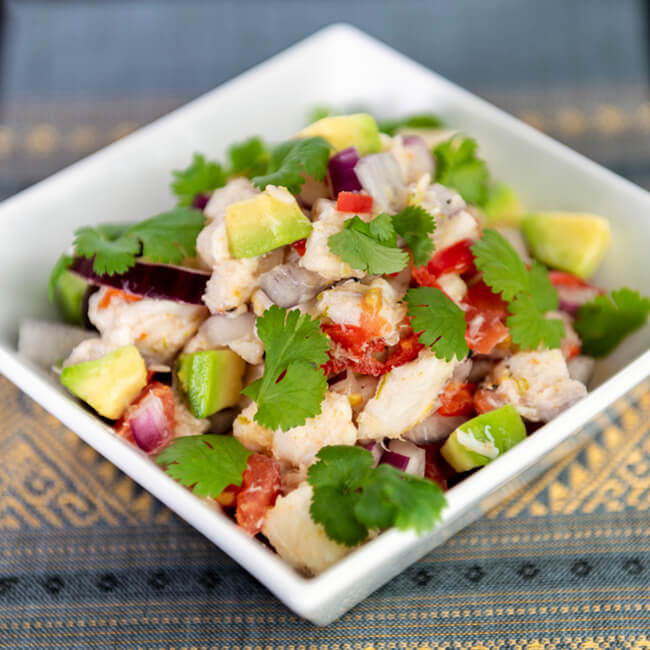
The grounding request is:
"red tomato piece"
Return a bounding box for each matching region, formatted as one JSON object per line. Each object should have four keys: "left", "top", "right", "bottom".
{"left": 322, "top": 323, "right": 370, "bottom": 356}
{"left": 473, "top": 388, "right": 503, "bottom": 415}
{"left": 465, "top": 308, "right": 510, "bottom": 355}
{"left": 336, "top": 191, "right": 373, "bottom": 213}
{"left": 235, "top": 454, "right": 282, "bottom": 535}
{"left": 464, "top": 280, "right": 508, "bottom": 317}
{"left": 437, "top": 381, "right": 477, "bottom": 417}
{"left": 411, "top": 263, "right": 440, "bottom": 288}
{"left": 290, "top": 239, "right": 307, "bottom": 257}
{"left": 383, "top": 332, "right": 425, "bottom": 372}
{"left": 549, "top": 271, "right": 591, "bottom": 288}
{"left": 428, "top": 239, "right": 476, "bottom": 277}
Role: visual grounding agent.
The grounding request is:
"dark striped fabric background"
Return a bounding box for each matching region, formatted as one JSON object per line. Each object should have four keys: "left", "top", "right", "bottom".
{"left": 0, "top": 1, "right": 649, "bottom": 647}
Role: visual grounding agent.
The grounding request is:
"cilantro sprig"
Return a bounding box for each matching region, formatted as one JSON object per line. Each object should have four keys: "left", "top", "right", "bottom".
{"left": 405, "top": 287, "right": 469, "bottom": 361}
{"left": 74, "top": 208, "right": 205, "bottom": 275}
{"left": 171, "top": 153, "right": 227, "bottom": 206}
{"left": 471, "top": 229, "right": 565, "bottom": 350}
{"left": 156, "top": 435, "right": 252, "bottom": 498}
{"left": 434, "top": 136, "right": 489, "bottom": 206}
{"left": 392, "top": 205, "right": 436, "bottom": 266}
{"left": 253, "top": 137, "right": 331, "bottom": 194}
{"left": 243, "top": 306, "right": 330, "bottom": 431}
{"left": 378, "top": 112, "right": 444, "bottom": 136}
{"left": 227, "top": 136, "right": 270, "bottom": 178}
{"left": 328, "top": 214, "right": 409, "bottom": 275}
{"left": 308, "top": 446, "right": 446, "bottom": 546}
{"left": 574, "top": 288, "right": 650, "bottom": 357}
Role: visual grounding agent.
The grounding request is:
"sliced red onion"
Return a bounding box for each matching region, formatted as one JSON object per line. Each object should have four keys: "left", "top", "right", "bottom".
{"left": 404, "top": 414, "right": 467, "bottom": 444}
{"left": 359, "top": 440, "right": 383, "bottom": 467}
{"left": 380, "top": 450, "right": 410, "bottom": 472}
{"left": 402, "top": 135, "right": 435, "bottom": 181}
{"left": 259, "top": 263, "right": 327, "bottom": 308}
{"left": 386, "top": 439, "right": 426, "bottom": 477}
{"left": 200, "top": 312, "right": 255, "bottom": 346}
{"left": 18, "top": 319, "right": 98, "bottom": 369}
{"left": 355, "top": 152, "right": 407, "bottom": 213}
{"left": 328, "top": 147, "right": 361, "bottom": 195}
{"left": 557, "top": 285, "right": 601, "bottom": 316}
{"left": 70, "top": 257, "right": 209, "bottom": 305}
{"left": 192, "top": 192, "right": 211, "bottom": 210}
{"left": 129, "top": 392, "right": 172, "bottom": 454}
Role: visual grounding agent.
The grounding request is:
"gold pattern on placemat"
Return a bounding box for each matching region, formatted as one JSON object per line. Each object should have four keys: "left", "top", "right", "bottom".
{"left": 0, "top": 375, "right": 648, "bottom": 532}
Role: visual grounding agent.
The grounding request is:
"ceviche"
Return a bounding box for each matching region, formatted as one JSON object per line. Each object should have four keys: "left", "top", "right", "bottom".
{"left": 24, "top": 110, "right": 649, "bottom": 575}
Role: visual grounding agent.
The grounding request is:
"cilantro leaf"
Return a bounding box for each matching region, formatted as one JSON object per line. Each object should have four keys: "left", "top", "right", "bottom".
{"left": 47, "top": 254, "right": 73, "bottom": 303}
{"left": 507, "top": 293, "right": 565, "bottom": 350}
{"left": 74, "top": 208, "right": 205, "bottom": 276}
{"left": 253, "top": 137, "right": 331, "bottom": 194}
{"left": 378, "top": 113, "right": 444, "bottom": 136}
{"left": 471, "top": 229, "right": 530, "bottom": 301}
{"left": 434, "top": 136, "right": 489, "bottom": 205}
{"left": 392, "top": 205, "right": 436, "bottom": 266}
{"left": 127, "top": 207, "right": 206, "bottom": 265}
{"left": 405, "top": 287, "right": 469, "bottom": 361}
{"left": 528, "top": 261, "right": 559, "bottom": 312}
{"left": 308, "top": 446, "right": 447, "bottom": 546}
{"left": 227, "top": 136, "right": 270, "bottom": 178}
{"left": 156, "top": 435, "right": 252, "bottom": 498}
{"left": 171, "top": 153, "right": 227, "bottom": 206}
{"left": 574, "top": 288, "right": 650, "bottom": 357}
{"left": 328, "top": 215, "right": 408, "bottom": 275}
{"left": 243, "top": 306, "right": 330, "bottom": 431}
{"left": 74, "top": 225, "right": 141, "bottom": 275}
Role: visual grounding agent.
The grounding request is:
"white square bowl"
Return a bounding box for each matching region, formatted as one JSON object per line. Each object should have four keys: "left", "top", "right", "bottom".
{"left": 0, "top": 24, "right": 648, "bottom": 625}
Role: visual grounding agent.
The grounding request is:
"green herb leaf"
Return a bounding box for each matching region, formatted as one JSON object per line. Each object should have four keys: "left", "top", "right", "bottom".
{"left": 507, "top": 293, "right": 565, "bottom": 350}
{"left": 434, "top": 136, "right": 489, "bottom": 205}
{"left": 405, "top": 287, "right": 469, "bottom": 361}
{"left": 392, "top": 205, "right": 436, "bottom": 266}
{"left": 253, "top": 137, "right": 331, "bottom": 194}
{"left": 47, "top": 254, "right": 73, "bottom": 303}
{"left": 156, "top": 435, "right": 252, "bottom": 498}
{"left": 574, "top": 288, "right": 650, "bottom": 357}
{"left": 378, "top": 113, "right": 444, "bottom": 136}
{"left": 171, "top": 153, "right": 227, "bottom": 206}
{"left": 471, "top": 229, "right": 530, "bottom": 301}
{"left": 74, "top": 208, "right": 205, "bottom": 276}
{"left": 308, "top": 445, "right": 447, "bottom": 546}
{"left": 243, "top": 305, "right": 330, "bottom": 431}
{"left": 328, "top": 215, "right": 409, "bottom": 275}
{"left": 227, "top": 136, "right": 270, "bottom": 178}
{"left": 528, "top": 261, "right": 559, "bottom": 312}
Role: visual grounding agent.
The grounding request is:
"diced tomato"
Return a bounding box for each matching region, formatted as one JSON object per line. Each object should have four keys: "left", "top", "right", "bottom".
{"left": 437, "top": 381, "right": 476, "bottom": 417}
{"left": 411, "top": 263, "right": 440, "bottom": 288}
{"left": 549, "top": 271, "right": 591, "bottom": 288}
{"left": 235, "top": 454, "right": 281, "bottom": 535}
{"left": 322, "top": 323, "right": 370, "bottom": 356}
{"left": 564, "top": 341, "right": 581, "bottom": 360}
{"left": 383, "top": 331, "right": 425, "bottom": 372}
{"left": 114, "top": 381, "right": 176, "bottom": 452}
{"left": 463, "top": 280, "right": 508, "bottom": 318}
{"left": 98, "top": 288, "right": 143, "bottom": 309}
{"left": 462, "top": 280, "right": 510, "bottom": 355}
{"left": 336, "top": 191, "right": 373, "bottom": 213}
{"left": 290, "top": 238, "right": 307, "bottom": 257}
{"left": 428, "top": 239, "right": 476, "bottom": 277}
{"left": 321, "top": 353, "right": 347, "bottom": 378}
{"left": 473, "top": 388, "right": 502, "bottom": 415}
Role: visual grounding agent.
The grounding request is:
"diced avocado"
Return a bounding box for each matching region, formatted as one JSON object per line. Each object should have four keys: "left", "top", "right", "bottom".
{"left": 177, "top": 349, "right": 245, "bottom": 418}
{"left": 441, "top": 405, "right": 526, "bottom": 473}
{"left": 297, "top": 113, "right": 381, "bottom": 156}
{"left": 521, "top": 211, "right": 611, "bottom": 279}
{"left": 60, "top": 345, "right": 147, "bottom": 419}
{"left": 481, "top": 183, "right": 525, "bottom": 227}
{"left": 53, "top": 270, "right": 88, "bottom": 326}
{"left": 225, "top": 187, "right": 312, "bottom": 258}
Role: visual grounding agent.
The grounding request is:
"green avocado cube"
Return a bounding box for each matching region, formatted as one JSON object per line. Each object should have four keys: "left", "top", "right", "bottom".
{"left": 481, "top": 183, "right": 525, "bottom": 227}
{"left": 60, "top": 345, "right": 147, "bottom": 419}
{"left": 53, "top": 270, "right": 88, "bottom": 326}
{"left": 225, "top": 188, "right": 313, "bottom": 258}
{"left": 441, "top": 405, "right": 526, "bottom": 473}
{"left": 177, "top": 349, "right": 246, "bottom": 419}
{"left": 521, "top": 211, "right": 611, "bottom": 279}
{"left": 298, "top": 113, "right": 382, "bottom": 156}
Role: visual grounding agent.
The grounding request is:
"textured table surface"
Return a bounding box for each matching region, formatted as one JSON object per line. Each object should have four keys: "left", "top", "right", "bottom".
{"left": 0, "top": 1, "right": 649, "bottom": 647}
